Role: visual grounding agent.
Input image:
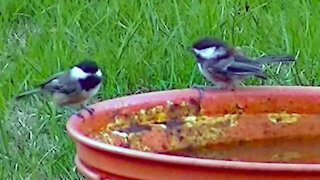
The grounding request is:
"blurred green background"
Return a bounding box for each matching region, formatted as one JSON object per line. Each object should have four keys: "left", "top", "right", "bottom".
{"left": 1, "top": 0, "right": 320, "bottom": 179}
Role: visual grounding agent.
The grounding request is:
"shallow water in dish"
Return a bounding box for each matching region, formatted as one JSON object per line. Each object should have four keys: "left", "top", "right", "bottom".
{"left": 168, "top": 137, "right": 320, "bottom": 163}
{"left": 168, "top": 136, "right": 320, "bottom": 163}
{"left": 166, "top": 112, "right": 320, "bottom": 164}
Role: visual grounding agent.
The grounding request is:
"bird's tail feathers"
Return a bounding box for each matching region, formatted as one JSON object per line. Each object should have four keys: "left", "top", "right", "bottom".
{"left": 254, "top": 72, "right": 267, "bottom": 80}
{"left": 16, "top": 88, "right": 42, "bottom": 100}
{"left": 257, "top": 55, "right": 295, "bottom": 64}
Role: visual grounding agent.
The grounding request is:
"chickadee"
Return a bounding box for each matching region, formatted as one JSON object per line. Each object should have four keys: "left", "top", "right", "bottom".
{"left": 190, "top": 37, "right": 295, "bottom": 89}
{"left": 16, "top": 59, "right": 103, "bottom": 116}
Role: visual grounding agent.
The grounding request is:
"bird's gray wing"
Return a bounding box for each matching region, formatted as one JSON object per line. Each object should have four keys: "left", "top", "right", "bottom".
{"left": 40, "top": 72, "right": 80, "bottom": 95}
{"left": 204, "top": 57, "right": 233, "bottom": 81}
{"left": 207, "top": 56, "right": 266, "bottom": 79}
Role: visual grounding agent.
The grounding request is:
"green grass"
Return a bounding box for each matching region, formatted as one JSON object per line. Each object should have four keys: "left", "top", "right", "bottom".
{"left": 1, "top": 0, "right": 320, "bottom": 179}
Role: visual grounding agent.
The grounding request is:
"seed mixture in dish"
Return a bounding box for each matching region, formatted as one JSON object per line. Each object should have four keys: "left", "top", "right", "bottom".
{"left": 89, "top": 99, "right": 239, "bottom": 152}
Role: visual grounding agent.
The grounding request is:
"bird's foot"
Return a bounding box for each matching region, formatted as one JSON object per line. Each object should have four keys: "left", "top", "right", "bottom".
{"left": 75, "top": 112, "right": 85, "bottom": 119}
{"left": 65, "top": 107, "right": 86, "bottom": 120}
{"left": 190, "top": 85, "right": 207, "bottom": 104}
{"left": 191, "top": 84, "right": 236, "bottom": 91}
{"left": 224, "top": 84, "right": 236, "bottom": 91}
{"left": 81, "top": 105, "right": 95, "bottom": 116}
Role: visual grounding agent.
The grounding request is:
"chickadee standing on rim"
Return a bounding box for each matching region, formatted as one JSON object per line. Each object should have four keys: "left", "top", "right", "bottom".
{"left": 190, "top": 37, "right": 295, "bottom": 89}
{"left": 16, "top": 59, "right": 103, "bottom": 116}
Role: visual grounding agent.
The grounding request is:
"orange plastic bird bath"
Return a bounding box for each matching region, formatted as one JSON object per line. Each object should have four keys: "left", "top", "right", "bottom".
{"left": 67, "top": 86, "right": 320, "bottom": 180}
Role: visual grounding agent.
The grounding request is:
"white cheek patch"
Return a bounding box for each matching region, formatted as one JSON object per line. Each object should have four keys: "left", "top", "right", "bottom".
{"left": 70, "top": 66, "right": 88, "bottom": 79}
{"left": 194, "top": 47, "right": 216, "bottom": 59}
{"left": 96, "top": 69, "right": 102, "bottom": 77}
{"left": 194, "top": 47, "right": 226, "bottom": 59}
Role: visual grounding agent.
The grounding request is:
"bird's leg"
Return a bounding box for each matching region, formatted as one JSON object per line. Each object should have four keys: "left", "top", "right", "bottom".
{"left": 65, "top": 106, "right": 84, "bottom": 119}
{"left": 191, "top": 84, "right": 224, "bottom": 100}
{"left": 190, "top": 85, "right": 207, "bottom": 104}
{"left": 81, "top": 104, "right": 95, "bottom": 116}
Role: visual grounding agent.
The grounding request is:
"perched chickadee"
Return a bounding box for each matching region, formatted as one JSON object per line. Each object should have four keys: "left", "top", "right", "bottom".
{"left": 190, "top": 37, "right": 295, "bottom": 89}
{"left": 16, "top": 59, "right": 103, "bottom": 116}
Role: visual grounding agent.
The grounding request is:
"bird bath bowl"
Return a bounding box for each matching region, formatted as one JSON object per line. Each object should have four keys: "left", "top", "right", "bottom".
{"left": 67, "top": 86, "right": 320, "bottom": 180}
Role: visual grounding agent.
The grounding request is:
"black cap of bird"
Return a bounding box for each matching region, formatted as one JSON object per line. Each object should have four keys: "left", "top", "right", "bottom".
{"left": 16, "top": 59, "right": 103, "bottom": 117}
{"left": 189, "top": 37, "right": 295, "bottom": 89}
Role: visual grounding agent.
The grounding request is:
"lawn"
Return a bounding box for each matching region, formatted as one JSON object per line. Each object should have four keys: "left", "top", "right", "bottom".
{"left": 1, "top": 0, "right": 320, "bottom": 179}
